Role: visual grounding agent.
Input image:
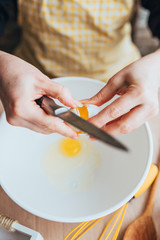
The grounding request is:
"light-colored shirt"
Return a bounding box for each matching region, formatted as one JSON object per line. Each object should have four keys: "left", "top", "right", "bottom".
{"left": 15, "top": 0, "right": 140, "bottom": 82}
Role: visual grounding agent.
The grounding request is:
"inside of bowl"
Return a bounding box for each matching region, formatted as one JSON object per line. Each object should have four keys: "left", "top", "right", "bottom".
{"left": 0, "top": 77, "right": 152, "bottom": 222}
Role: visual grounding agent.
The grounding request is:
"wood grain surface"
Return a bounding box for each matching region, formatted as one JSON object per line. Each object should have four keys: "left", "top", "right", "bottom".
{"left": 0, "top": 94, "right": 160, "bottom": 240}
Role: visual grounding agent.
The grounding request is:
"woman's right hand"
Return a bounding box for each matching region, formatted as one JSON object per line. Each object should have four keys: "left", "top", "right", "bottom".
{"left": 0, "top": 51, "right": 81, "bottom": 138}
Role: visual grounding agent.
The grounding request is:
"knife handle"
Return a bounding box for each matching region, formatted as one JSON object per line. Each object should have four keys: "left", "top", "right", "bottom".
{"left": 35, "top": 96, "right": 68, "bottom": 116}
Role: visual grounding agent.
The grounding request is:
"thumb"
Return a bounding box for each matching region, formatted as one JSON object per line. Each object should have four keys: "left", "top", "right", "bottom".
{"left": 41, "top": 79, "right": 82, "bottom": 108}
{"left": 82, "top": 74, "right": 125, "bottom": 106}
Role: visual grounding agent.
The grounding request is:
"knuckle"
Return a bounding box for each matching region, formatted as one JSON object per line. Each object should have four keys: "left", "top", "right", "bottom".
{"left": 56, "top": 85, "right": 70, "bottom": 99}
{"left": 96, "top": 90, "right": 104, "bottom": 101}
{"left": 107, "top": 79, "right": 117, "bottom": 90}
{"left": 45, "top": 120, "right": 57, "bottom": 132}
{"left": 41, "top": 74, "right": 49, "bottom": 82}
{"left": 119, "top": 122, "right": 132, "bottom": 134}
{"left": 6, "top": 115, "right": 18, "bottom": 126}
{"left": 91, "top": 91, "right": 104, "bottom": 105}
{"left": 41, "top": 129, "right": 54, "bottom": 135}
{"left": 150, "top": 103, "right": 159, "bottom": 116}
{"left": 35, "top": 127, "right": 52, "bottom": 135}
{"left": 34, "top": 118, "right": 57, "bottom": 134}
{"left": 136, "top": 86, "right": 149, "bottom": 101}
{"left": 130, "top": 85, "right": 144, "bottom": 98}
{"left": 13, "top": 104, "right": 26, "bottom": 119}
{"left": 108, "top": 106, "right": 120, "bottom": 119}
{"left": 36, "top": 77, "right": 45, "bottom": 86}
{"left": 97, "top": 117, "right": 106, "bottom": 127}
{"left": 47, "top": 118, "right": 56, "bottom": 129}
{"left": 39, "top": 124, "right": 55, "bottom": 134}
{"left": 60, "top": 85, "right": 68, "bottom": 95}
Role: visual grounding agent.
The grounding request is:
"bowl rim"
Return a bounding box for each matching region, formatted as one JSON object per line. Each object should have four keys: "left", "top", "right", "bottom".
{"left": 0, "top": 77, "right": 153, "bottom": 223}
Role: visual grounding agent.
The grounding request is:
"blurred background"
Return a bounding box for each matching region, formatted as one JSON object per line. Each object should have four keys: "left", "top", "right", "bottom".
{"left": 133, "top": 6, "right": 159, "bottom": 56}
{"left": 0, "top": 4, "right": 159, "bottom": 56}
{"left": 0, "top": 4, "right": 159, "bottom": 115}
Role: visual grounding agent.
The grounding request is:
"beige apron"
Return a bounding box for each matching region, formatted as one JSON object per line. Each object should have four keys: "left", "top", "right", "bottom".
{"left": 15, "top": 0, "right": 140, "bottom": 82}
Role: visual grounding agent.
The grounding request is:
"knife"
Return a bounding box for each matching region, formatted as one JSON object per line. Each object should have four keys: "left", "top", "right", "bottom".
{"left": 36, "top": 96, "right": 128, "bottom": 151}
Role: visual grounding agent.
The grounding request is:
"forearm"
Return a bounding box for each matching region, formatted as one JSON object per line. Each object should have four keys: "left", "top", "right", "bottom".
{"left": 0, "top": 50, "right": 7, "bottom": 60}
{"left": 0, "top": 51, "right": 20, "bottom": 101}
{"left": 143, "top": 49, "right": 160, "bottom": 88}
{"left": 0, "top": 51, "right": 11, "bottom": 88}
{"left": 154, "top": 48, "right": 160, "bottom": 87}
{"left": 0, "top": 51, "right": 8, "bottom": 98}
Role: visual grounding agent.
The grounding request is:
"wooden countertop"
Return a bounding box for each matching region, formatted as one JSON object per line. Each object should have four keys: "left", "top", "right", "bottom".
{"left": 0, "top": 97, "right": 160, "bottom": 240}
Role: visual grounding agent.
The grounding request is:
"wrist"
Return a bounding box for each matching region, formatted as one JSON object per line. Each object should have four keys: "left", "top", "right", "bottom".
{"left": 0, "top": 51, "right": 8, "bottom": 64}
{"left": 0, "top": 51, "right": 9, "bottom": 99}
{"left": 148, "top": 49, "right": 160, "bottom": 88}
{"left": 0, "top": 51, "right": 8, "bottom": 77}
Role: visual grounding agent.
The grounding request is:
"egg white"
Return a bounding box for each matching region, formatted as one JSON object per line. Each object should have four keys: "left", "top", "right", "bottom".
{"left": 42, "top": 135, "right": 102, "bottom": 193}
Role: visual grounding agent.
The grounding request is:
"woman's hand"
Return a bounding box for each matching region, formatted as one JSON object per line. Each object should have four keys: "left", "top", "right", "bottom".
{"left": 85, "top": 50, "right": 160, "bottom": 136}
{"left": 0, "top": 51, "right": 81, "bottom": 138}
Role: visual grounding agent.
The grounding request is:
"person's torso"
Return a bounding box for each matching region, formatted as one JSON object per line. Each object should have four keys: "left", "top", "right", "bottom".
{"left": 15, "top": 0, "right": 140, "bottom": 81}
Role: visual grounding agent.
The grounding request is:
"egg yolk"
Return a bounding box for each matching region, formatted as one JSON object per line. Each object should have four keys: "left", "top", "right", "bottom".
{"left": 76, "top": 105, "right": 89, "bottom": 134}
{"left": 60, "top": 138, "right": 81, "bottom": 157}
{"left": 60, "top": 105, "right": 88, "bottom": 157}
{"left": 76, "top": 105, "right": 89, "bottom": 120}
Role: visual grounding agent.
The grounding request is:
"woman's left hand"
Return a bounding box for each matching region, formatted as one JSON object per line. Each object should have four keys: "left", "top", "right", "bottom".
{"left": 84, "top": 50, "right": 160, "bottom": 136}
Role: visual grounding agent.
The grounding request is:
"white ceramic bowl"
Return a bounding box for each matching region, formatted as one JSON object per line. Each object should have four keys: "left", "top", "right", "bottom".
{"left": 0, "top": 77, "right": 153, "bottom": 223}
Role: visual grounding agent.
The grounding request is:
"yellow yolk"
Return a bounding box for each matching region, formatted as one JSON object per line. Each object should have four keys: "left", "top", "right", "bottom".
{"left": 42, "top": 135, "right": 102, "bottom": 193}
{"left": 60, "top": 138, "right": 81, "bottom": 157}
{"left": 60, "top": 106, "right": 89, "bottom": 157}
{"left": 76, "top": 105, "right": 89, "bottom": 120}
{"left": 76, "top": 105, "right": 89, "bottom": 134}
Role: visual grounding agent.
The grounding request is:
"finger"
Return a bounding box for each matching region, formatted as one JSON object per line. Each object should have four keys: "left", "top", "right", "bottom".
{"left": 29, "top": 103, "right": 79, "bottom": 138}
{"left": 116, "top": 87, "right": 128, "bottom": 95}
{"left": 83, "top": 74, "right": 125, "bottom": 106}
{"left": 8, "top": 110, "right": 78, "bottom": 137}
{"left": 31, "top": 115, "right": 78, "bottom": 138}
{"left": 6, "top": 115, "right": 51, "bottom": 134}
{"left": 88, "top": 87, "right": 141, "bottom": 128}
{"left": 12, "top": 101, "right": 78, "bottom": 138}
{"left": 102, "top": 105, "right": 148, "bottom": 136}
{"left": 41, "top": 80, "right": 82, "bottom": 108}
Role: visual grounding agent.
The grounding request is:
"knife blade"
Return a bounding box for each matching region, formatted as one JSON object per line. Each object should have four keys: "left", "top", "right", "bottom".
{"left": 36, "top": 96, "right": 128, "bottom": 151}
